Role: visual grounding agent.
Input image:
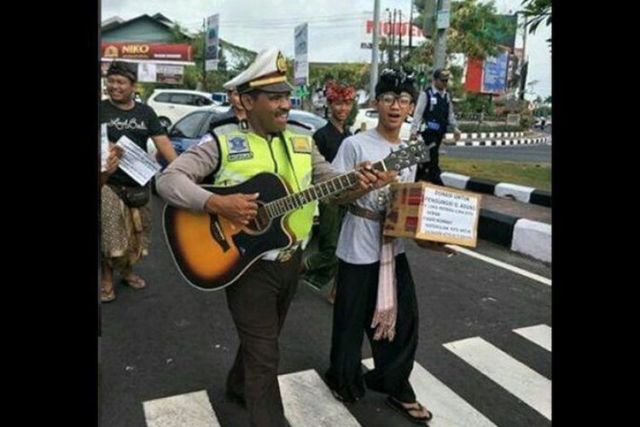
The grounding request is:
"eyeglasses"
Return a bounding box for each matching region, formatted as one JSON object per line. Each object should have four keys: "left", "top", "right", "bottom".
{"left": 377, "top": 93, "right": 413, "bottom": 107}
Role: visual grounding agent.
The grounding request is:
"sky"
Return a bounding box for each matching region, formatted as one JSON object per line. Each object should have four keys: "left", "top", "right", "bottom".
{"left": 101, "top": 0, "right": 551, "bottom": 99}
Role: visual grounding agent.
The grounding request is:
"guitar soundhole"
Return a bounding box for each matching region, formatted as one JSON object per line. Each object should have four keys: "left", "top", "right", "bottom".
{"left": 244, "top": 204, "right": 271, "bottom": 235}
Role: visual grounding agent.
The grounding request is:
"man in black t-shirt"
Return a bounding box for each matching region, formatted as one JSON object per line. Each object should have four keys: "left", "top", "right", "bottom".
{"left": 100, "top": 61, "right": 177, "bottom": 303}
{"left": 301, "top": 82, "right": 355, "bottom": 302}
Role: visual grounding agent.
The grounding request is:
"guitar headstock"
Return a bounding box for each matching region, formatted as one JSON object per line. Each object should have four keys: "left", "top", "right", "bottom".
{"left": 383, "top": 142, "right": 431, "bottom": 172}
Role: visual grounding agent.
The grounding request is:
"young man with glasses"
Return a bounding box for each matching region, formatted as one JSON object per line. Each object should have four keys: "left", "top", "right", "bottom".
{"left": 325, "top": 68, "right": 440, "bottom": 424}
{"left": 410, "top": 68, "right": 462, "bottom": 185}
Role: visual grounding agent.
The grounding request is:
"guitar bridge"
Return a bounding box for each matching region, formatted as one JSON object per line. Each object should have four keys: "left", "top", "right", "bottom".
{"left": 209, "top": 214, "right": 231, "bottom": 252}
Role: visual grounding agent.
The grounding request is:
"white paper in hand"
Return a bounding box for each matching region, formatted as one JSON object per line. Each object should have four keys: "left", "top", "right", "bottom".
{"left": 116, "top": 135, "right": 161, "bottom": 186}
{"left": 101, "top": 124, "right": 109, "bottom": 172}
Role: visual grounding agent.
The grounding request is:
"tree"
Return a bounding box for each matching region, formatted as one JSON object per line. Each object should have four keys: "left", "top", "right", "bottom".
{"left": 520, "top": 0, "right": 551, "bottom": 35}
{"left": 308, "top": 63, "right": 370, "bottom": 90}
{"left": 404, "top": 0, "right": 514, "bottom": 72}
{"left": 447, "top": 0, "right": 515, "bottom": 59}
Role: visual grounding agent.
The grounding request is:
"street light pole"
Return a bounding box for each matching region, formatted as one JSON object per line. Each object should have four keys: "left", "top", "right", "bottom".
{"left": 409, "top": 2, "right": 413, "bottom": 50}
{"left": 519, "top": 13, "right": 529, "bottom": 100}
{"left": 370, "top": 0, "right": 381, "bottom": 103}
{"left": 398, "top": 9, "right": 403, "bottom": 63}
{"left": 201, "top": 18, "right": 207, "bottom": 91}
{"left": 392, "top": 9, "right": 397, "bottom": 66}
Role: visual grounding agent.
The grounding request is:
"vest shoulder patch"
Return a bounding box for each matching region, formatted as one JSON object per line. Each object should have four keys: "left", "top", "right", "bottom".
{"left": 226, "top": 134, "right": 253, "bottom": 161}
{"left": 291, "top": 136, "right": 312, "bottom": 153}
{"left": 227, "top": 135, "right": 250, "bottom": 154}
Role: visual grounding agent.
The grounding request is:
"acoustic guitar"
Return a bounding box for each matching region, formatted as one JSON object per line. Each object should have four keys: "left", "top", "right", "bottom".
{"left": 163, "top": 142, "right": 430, "bottom": 291}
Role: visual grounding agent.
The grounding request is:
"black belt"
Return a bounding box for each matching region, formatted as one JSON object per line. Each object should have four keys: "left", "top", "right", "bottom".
{"left": 348, "top": 204, "right": 383, "bottom": 222}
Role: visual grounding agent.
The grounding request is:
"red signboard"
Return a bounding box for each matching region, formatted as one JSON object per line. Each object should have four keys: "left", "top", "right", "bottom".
{"left": 101, "top": 43, "right": 192, "bottom": 61}
{"left": 464, "top": 57, "right": 484, "bottom": 93}
{"left": 365, "top": 20, "right": 425, "bottom": 38}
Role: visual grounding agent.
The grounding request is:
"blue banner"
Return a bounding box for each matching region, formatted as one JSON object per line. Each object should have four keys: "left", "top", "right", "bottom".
{"left": 482, "top": 50, "right": 509, "bottom": 94}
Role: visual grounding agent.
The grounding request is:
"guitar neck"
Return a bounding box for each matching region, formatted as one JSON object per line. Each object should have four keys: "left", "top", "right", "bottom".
{"left": 263, "top": 160, "right": 386, "bottom": 220}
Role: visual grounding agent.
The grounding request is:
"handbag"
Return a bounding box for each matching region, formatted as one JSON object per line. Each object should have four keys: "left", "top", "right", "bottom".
{"left": 110, "top": 185, "right": 150, "bottom": 208}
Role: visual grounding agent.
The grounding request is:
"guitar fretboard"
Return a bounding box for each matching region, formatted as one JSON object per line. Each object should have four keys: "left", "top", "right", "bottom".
{"left": 263, "top": 161, "right": 384, "bottom": 219}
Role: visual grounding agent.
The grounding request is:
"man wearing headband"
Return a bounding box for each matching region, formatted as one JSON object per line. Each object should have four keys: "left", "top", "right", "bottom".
{"left": 326, "top": 68, "right": 453, "bottom": 425}
{"left": 410, "top": 68, "right": 461, "bottom": 185}
{"left": 302, "top": 81, "right": 356, "bottom": 302}
{"left": 100, "top": 61, "right": 177, "bottom": 303}
{"left": 156, "top": 48, "right": 396, "bottom": 427}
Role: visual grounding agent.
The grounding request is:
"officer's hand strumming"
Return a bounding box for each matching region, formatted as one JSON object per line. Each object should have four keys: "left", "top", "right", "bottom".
{"left": 205, "top": 193, "right": 259, "bottom": 226}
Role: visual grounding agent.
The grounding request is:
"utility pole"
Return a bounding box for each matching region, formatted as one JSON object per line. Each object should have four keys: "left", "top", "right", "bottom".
{"left": 386, "top": 8, "right": 392, "bottom": 66}
{"left": 519, "top": 14, "right": 529, "bottom": 100}
{"left": 409, "top": 2, "right": 413, "bottom": 50}
{"left": 198, "top": 18, "right": 206, "bottom": 91}
{"left": 433, "top": 0, "right": 451, "bottom": 71}
{"left": 392, "top": 9, "right": 397, "bottom": 66}
{"left": 398, "top": 9, "right": 403, "bottom": 63}
{"left": 370, "top": 0, "right": 381, "bottom": 104}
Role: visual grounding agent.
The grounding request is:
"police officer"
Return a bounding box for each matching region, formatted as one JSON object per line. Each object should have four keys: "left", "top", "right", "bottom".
{"left": 156, "top": 48, "right": 396, "bottom": 427}
{"left": 410, "top": 68, "right": 461, "bottom": 185}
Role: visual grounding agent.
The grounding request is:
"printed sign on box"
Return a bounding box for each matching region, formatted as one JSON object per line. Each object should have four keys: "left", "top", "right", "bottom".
{"left": 383, "top": 182, "right": 481, "bottom": 247}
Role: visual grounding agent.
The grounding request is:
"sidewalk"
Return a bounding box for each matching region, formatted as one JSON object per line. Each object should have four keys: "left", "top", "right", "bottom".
{"left": 443, "top": 131, "right": 550, "bottom": 147}
{"left": 475, "top": 194, "right": 551, "bottom": 264}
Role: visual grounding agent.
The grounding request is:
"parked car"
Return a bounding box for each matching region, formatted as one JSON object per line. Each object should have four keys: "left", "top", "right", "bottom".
{"left": 211, "top": 92, "right": 229, "bottom": 106}
{"left": 287, "top": 109, "right": 327, "bottom": 132}
{"left": 146, "top": 89, "right": 227, "bottom": 129}
{"left": 289, "top": 96, "right": 302, "bottom": 109}
{"left": 351, "top": 108, "right": 413, "bottom": 141}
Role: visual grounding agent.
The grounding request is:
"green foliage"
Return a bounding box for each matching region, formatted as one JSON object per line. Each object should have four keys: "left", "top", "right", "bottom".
{"left": 409, "top": 0, "right": 515, "bottom": 62}
{"left": 456, "top": 92, "right": 495, "bottom": 115}
{"left": 520, "top": 0, "right": 551, "bottom": 34}
{"left": 308, "top": 63, "right": 370, "bottom": 90}
{"left": 533, "top": 106, "right": 551, "bottom": 117}
{"left": 448, "top": 0, "right": 515, "bottom": 59}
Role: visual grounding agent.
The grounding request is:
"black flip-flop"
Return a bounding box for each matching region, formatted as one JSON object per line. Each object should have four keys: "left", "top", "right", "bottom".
{"left": 385, "top": 396, "right": 433, "bottom": 424}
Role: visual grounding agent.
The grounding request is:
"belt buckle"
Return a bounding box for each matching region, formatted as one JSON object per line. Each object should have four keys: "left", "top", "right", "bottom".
{"left": 276, "top": 248, "right": 294, "bottom": 263}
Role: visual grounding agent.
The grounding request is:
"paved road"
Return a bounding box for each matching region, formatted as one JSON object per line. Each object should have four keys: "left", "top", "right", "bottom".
{"left": 100, "top": 196, "right": 552, "bottom": 427}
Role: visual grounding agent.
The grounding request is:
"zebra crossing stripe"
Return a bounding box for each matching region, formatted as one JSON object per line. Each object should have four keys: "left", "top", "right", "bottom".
{"left": 514, "top": 324, "right": 552, "bottom": 351}
{"left": 446, "top": 245, "right": 551, "bottom": 286}
{"left": 363, "top": 359, "right": 497, "bottom": 427}
{"left": 443, "top": 338, "right": 551, "bottom": 420}
{"left": 143, "top": 390, "right": 221, "bottom": 427}
{"left": 279, "top": 369, "right": 362, "bottom": 427}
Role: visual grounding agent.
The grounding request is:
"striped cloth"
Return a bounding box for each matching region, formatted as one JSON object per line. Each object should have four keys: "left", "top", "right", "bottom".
{"left": 370, "top": 235, "right": 398, "bottom": 341}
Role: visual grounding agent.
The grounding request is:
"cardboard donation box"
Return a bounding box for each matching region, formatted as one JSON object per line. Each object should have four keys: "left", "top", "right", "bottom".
{"left": 383, "top": 182, "right": 481, "bottom": 247}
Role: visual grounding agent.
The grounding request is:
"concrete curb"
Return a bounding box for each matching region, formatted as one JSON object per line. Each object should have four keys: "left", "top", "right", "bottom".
{"left": 444, "top": 131, "right": 526, "bottom": 140}
{"left": 478, "top": 209, "right": 551, "bottom": 264}
{"left": 443, "top": 136, "right": 551, "bottom": 146}
{"left": 441, "top": 172, "right": 551, "bottom": 207}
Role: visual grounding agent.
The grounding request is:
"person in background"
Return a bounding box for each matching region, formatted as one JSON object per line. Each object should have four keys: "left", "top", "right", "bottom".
{"left": 100, "top": 61, "right": 177, "bottom": 303}
{"left": 301, "top": 81, "right": 356, "bottom": 303}
{"left": 410, "top": 68, "right": 461, "bottom": 185}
